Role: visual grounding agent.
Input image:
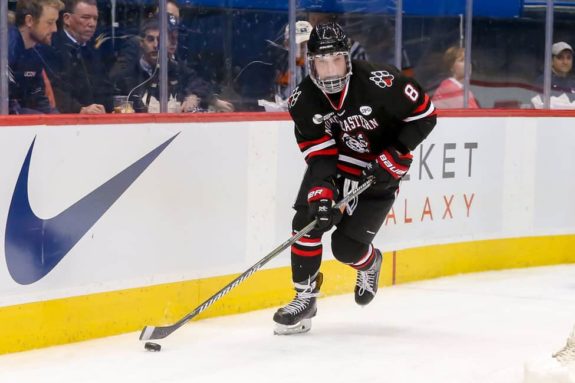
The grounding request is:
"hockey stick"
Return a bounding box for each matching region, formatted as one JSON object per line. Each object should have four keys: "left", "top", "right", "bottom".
{"left": 139, "top": 178, "right": 374, "bottom": 341}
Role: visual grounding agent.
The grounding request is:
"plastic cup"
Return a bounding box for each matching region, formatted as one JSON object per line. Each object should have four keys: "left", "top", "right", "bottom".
{"left": 113, "top": 96, "right": 134, "bottom": 113}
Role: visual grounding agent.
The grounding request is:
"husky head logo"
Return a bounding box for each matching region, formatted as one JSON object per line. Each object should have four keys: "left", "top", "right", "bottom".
{"left": 341, "top": 132, "right": 370, "bottom": 154}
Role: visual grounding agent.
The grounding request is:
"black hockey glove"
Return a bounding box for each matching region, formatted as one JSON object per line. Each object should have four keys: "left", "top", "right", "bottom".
{"left": 307, "top": 185, "right": 343, "bottom": 232}
{"left": 362, "top": 147, "right": 413, "bottom": 187}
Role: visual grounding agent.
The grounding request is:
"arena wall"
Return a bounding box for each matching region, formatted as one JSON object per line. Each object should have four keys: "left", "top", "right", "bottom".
{"left": 0, "top": 110, "right": 573, "bottom": 354}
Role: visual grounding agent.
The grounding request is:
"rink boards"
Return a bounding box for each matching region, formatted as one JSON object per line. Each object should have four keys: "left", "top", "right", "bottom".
{"left": 0, "top": 112, "right": 573, "bottom": 353}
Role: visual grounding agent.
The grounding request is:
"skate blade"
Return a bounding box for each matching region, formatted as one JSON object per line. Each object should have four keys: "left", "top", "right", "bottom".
{"left": 274, "top": 318, "right": 312, "bottom": 335}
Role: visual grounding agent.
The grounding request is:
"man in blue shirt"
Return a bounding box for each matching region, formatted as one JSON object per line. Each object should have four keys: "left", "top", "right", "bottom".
{"left": 9, "top": 0, "right": 63, "bottom": 114}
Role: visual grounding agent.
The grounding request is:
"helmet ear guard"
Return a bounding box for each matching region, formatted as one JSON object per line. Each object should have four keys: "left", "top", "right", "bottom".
{"left": 306, "top": 22, "right": 352, "bottom": 94}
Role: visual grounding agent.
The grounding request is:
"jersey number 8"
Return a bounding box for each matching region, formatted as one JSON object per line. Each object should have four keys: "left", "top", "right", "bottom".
{"left": 404, "top": 84, "right": 419, "bottom": 102}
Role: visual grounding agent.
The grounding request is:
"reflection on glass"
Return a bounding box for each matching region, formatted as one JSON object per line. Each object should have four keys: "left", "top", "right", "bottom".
{"left": 403, "top": 7, "right": 468, "bottom": 109}
{"left": 4, "top": 1, "right": 575, "bottom": 114}
{"left": 471, "top": 10, "right": 545, "bottom": 109}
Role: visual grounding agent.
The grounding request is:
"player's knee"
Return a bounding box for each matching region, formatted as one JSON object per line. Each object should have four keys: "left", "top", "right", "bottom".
{"left": 331, "top": 231, "right": 370, "bottom": 264}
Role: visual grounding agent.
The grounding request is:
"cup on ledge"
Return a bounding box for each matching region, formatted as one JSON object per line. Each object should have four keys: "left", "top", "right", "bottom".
{"left": 113, "top": 96, "right": 135, "bottom": 113}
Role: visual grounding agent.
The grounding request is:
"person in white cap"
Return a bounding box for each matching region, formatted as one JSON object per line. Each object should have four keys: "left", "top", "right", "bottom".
{"left": 273, "top": 21, "right": 313, "bottom": 102}
{"left": 532, "top": 41, "right": 575, "bottom": 109}
{"left": 551, "top": 42, "right": 574, "bottom": 78}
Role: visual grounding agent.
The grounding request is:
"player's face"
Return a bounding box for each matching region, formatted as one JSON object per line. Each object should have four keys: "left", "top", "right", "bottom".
{"left": 64, "top": 2, "right": 99, "bottom": 44}
{"left": 28, "top": 5, "right": 59, "bottom": 46}
{"left": 313, "top": 53, "right": 348, "bottom": 80}
{"left": 552, "top": 50, "right": 573, "bottom": 76}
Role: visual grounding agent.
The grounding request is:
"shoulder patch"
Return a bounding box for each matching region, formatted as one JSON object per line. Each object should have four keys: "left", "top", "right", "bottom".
{"left": 369, "top": 71, "right": 394, "bottom": 88}
{"left": 288, "top": 86, "right": 302, "bottom": 109}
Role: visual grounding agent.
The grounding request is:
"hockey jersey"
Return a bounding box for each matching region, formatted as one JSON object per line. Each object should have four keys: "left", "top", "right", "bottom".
{"left": 288, "top": 60, "right": 436, "bottom": 186}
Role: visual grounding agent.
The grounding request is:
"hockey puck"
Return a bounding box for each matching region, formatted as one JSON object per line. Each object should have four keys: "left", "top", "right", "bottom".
{"left": 144, "top": 342, "right": 161, "bottom": 352}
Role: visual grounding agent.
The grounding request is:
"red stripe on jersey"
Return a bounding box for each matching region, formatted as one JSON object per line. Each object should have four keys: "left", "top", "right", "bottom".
{"left": 307, "top": 187, "right": 334, "bottom": 202}
{"left": 412, "top": 94, "right": 430, "bottom": 114}
{"left": 322, "top": 82, "right": 349, "bottom": 111}
{"left": 306, "top": 148, "right": 338, "bottom": 160}
{"left": 337, "top": 163, "right": 363, "bottom": 176}
{"left": 298, "top": 134, "right": 332, "bottom": 150}
{"left": 291, "top": 246, "right": 323, "bottom": 257}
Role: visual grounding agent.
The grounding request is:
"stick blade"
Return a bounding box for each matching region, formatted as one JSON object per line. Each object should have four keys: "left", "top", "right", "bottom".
{"left": 139, "top": 325, "right": 174, "bottom": 341}
{"left": 139, "top": 325, "right": 156, "bottom": 340}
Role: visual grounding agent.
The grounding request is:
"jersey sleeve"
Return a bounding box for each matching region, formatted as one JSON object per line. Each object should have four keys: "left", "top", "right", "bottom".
{"left": 390, "top": 74, "right": 437, "bottom": 152}
{"left": 361, "top": 62, "right": 437, "bottom": 153}
{"left": 288, "top": 83, "right": 339, "bottom": 186}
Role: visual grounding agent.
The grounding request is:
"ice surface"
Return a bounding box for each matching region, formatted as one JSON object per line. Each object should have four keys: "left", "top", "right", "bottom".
{"left": 1, "top": 264, "right": 574, "bottom": 383}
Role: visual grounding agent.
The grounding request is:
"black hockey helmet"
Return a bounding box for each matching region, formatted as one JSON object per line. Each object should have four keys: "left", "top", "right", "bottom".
{"left": 307, "top": 22, "right": 351, "bottom": 55}
{"left": 307, "top": 22, "right": 352, "bottom": 94}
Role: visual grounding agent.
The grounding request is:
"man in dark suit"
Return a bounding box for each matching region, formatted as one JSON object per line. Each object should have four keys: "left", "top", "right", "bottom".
{"left": 46, "top": 0, "right": 113, "bottom": 113}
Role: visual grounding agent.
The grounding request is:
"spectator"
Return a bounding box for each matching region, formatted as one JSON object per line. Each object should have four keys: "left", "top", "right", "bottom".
{"left": 432, "top": 46, "right": 479, "bottom": 109}
{"left": 111, "top": 0, "right": 181, "bottom": 80}
{"left": 8, "top": 0, "right": 63, "bottom": 114}
{"left": 164, "top": 1, "right": 180, "bottom": 59}
{"left": 45, "top": 0, "right": 113, "bottom": 114}
{"left": 273, "top": 21, "right": 313, "bottom": 103}
{"left": 531, "top": 42, "right": 575, "bottom": 109}
{"left": 111, "top": 18, "right": 233, "bottom": 113}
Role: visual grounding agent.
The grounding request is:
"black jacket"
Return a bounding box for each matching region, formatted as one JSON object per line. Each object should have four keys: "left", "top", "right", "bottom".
{"left": 111, "top": 55, "right": 215, "bottom": 113}
{"left": 45, "top": 30, "right": 114, "bottom": 113}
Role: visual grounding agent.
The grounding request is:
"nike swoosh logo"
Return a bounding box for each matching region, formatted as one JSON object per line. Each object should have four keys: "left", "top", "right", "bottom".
{"left": 5, "top": 133, "right": 179, "bottom": 285}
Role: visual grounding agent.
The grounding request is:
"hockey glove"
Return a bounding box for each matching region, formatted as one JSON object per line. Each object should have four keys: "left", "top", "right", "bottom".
{"left": 362, "top": 147, "right": 413, "bottom": 187}
{"left": 307, "top": 185, "right": 343, "bottom": 232}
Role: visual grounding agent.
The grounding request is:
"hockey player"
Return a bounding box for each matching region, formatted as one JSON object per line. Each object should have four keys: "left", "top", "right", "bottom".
{"left": 273, "top": 22, "right": 437, "bottom": 335}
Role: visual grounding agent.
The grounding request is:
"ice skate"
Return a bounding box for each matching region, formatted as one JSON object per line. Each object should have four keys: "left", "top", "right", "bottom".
{"left": 273, "top": 273, "right": 323, "bottom": 335}
{"left": 354, "top": 249, "right": 383, "bottom": 306}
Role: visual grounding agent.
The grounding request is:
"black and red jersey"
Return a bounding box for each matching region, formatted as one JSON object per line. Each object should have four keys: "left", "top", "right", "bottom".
{"left": 288, "top": 60, "right": 436, "bottom": 183}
